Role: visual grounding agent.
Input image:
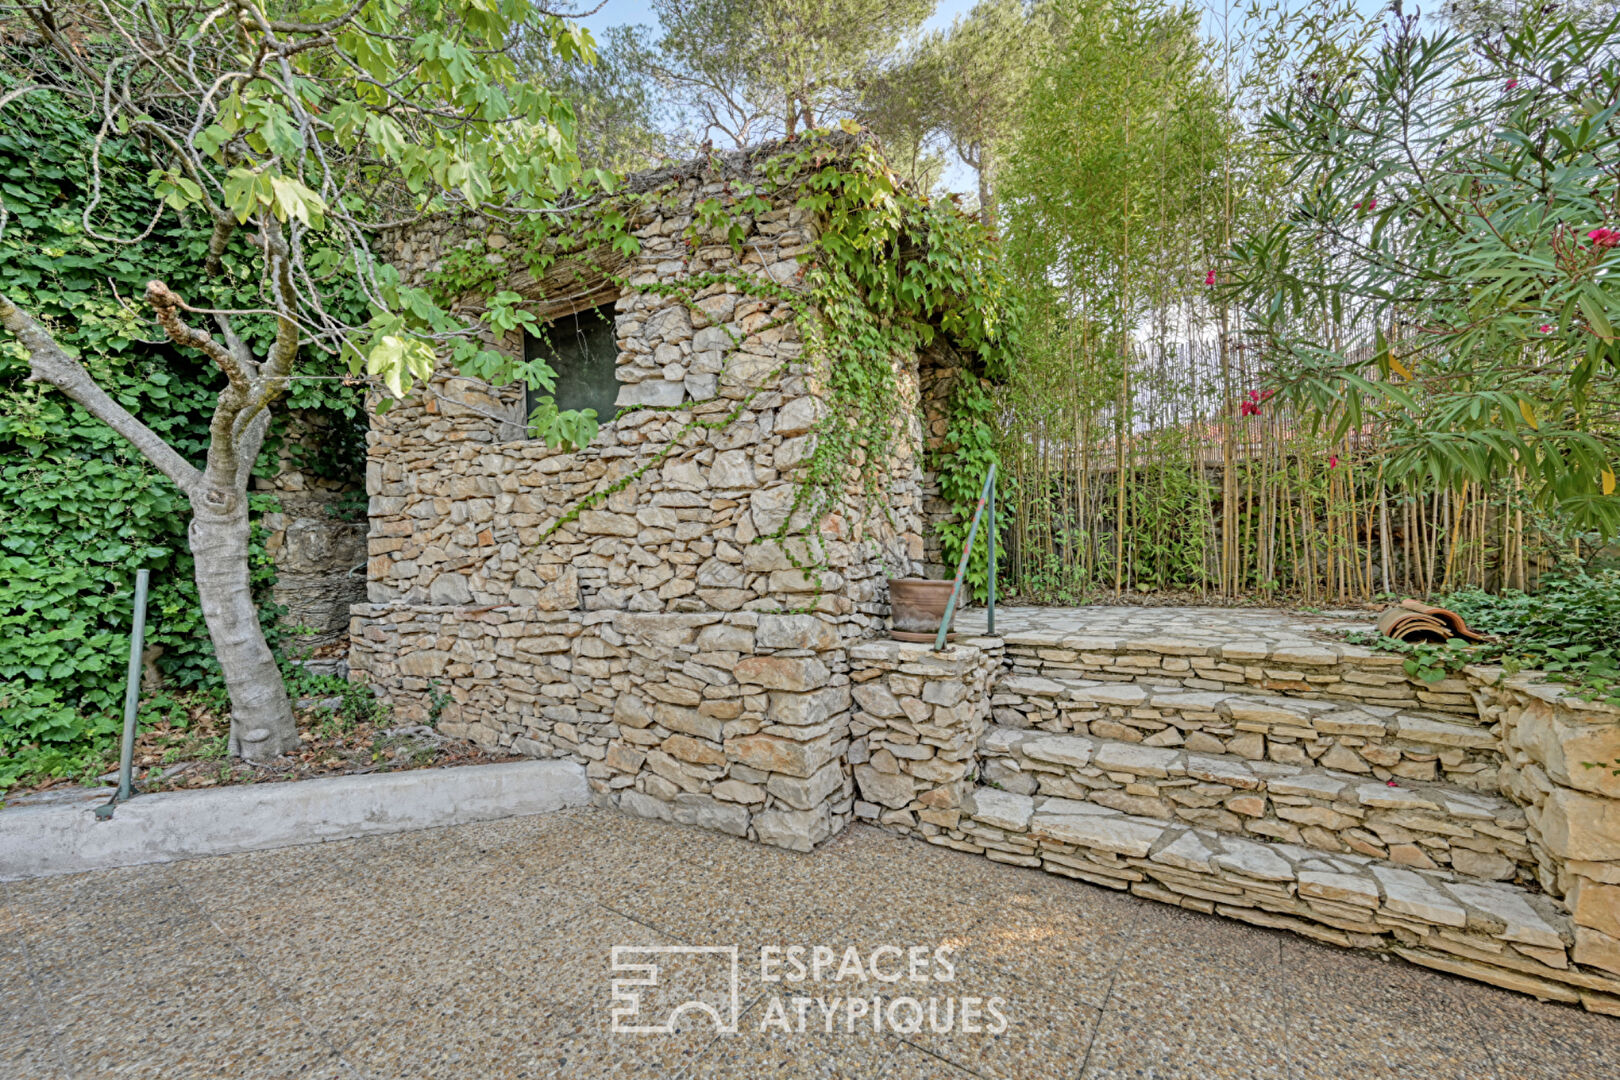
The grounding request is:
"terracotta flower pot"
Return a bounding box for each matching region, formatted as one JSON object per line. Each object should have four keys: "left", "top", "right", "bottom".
{"left": 888, "top": 577, "right": 957, "bottom": 642}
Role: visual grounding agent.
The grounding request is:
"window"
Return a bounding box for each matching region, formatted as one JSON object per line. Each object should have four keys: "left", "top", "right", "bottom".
{"left": 522, "top": 303, "right": 620, "bottom": 431}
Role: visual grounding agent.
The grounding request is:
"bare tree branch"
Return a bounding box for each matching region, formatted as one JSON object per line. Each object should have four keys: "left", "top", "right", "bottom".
{"left": 1, "top": 289, "right": 203, "bottom": 494}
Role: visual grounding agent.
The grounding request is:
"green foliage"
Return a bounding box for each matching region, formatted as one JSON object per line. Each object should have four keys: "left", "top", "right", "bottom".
{"left": 1349, "top": 570, "right": 1620, "bottom": 701}
{"left": 1444, "top": 571, "right": 1620, "bottom": 699}
{"left": 0, "top": 93, "right": 362, "bottom": 791}
{"left": 1227, "top": 11, "right": 1620, "bottom": 534}
{"left": 620, "top": 0, "right": 933, "bottom": 147}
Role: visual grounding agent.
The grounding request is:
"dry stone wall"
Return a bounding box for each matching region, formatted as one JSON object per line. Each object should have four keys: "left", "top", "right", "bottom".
{"left": 1479, "top": 672, "right": 1620, "bottom": 980}
{"left": 846, "top": 640, "right": 1000, "bottom": 835}
{"left": 1002, "top": 638, "right": 1478, "bottom": 715}
{"left": 353, "top": 143, "right": 932, "bottom": 851}
{"left": 979, "top": 726, "right": 1534, "bottom": 882}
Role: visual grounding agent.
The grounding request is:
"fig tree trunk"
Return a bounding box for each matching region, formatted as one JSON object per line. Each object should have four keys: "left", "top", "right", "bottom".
{"left": 1, "top": 261, "right": 303, "bottom": 763}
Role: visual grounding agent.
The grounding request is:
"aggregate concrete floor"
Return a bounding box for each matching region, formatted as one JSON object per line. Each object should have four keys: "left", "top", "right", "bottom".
{"left": 3, "top": 806, "right": 1617, "bottom": 1080}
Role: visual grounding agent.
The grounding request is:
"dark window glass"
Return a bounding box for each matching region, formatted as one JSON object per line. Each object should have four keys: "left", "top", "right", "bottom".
{"left": 523, "top": 303, "right": 620, "bottom": 430}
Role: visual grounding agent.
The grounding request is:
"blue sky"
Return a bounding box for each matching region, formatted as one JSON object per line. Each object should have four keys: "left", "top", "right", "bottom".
{"left": 564, "top": 1, "right": 1399, "bottom": 193}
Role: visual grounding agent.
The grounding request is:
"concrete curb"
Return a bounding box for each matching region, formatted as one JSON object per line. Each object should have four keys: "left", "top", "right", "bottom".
{"left": 0, "top": 760, "right": 589, "bottom": 881}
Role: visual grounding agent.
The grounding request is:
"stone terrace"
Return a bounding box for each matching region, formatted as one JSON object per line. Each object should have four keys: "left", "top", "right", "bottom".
{"left": 859, "top": 605, "right": 1620, "bottom": 1014}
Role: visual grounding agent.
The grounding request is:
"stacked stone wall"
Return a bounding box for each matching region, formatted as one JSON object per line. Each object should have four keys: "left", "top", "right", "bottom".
{"left": 846, "top": 640, "right": 1000, "bottom": 835}
{"left": 992, "top": 677, "right": 1500, "bottom": 791}
{"left": 1002, "top": 638, "right": 1477, "bottom": 715}
{"left": 979, "top": 727, "right": 1533, "bottom": 882}
{"left": 353, "top": 142, "right": 935, "bottom": 850}
{"left": 1479, "top": 673, "right": 1620, "bottom": 978}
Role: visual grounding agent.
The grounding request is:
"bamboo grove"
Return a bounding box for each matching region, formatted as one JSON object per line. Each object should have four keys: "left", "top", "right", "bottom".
{"left": 989, "top": 0, "right": 1620, "bottom": 604}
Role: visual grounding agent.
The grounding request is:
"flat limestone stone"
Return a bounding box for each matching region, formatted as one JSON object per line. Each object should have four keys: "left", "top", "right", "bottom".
{"left": 1394, "top": 714, "right": 1496, "bottom": 750}
{"left": 1022, "top": 735, "right": 1097, "bottom": 769}
{"left": 1356, "top": 782, "right": 1442, "bottom": 812}
{"left": 1227, "top": 700, "right": 1313, "bottom": 726}
{"left": 1269, "top": 646, "right": 1342, "bottom": 666}
{"left": 1002, "top": 675, "right": 1068, "bottom": 697}
{"left": 1149, "top": 691, "right": 1232, "bottom": 711}
{"left": 1077, "top": 684, "right": 1149, "bottom": 707}
{"left": 1369, "top": 865, "right": 1468, "bottom": 928}
{"left": 1092, "top": 742, "right": 1179, "bottom": 778}
{"left": 1036, "top": 797, "right": 1115, "bottom": 816}
{"left": 1212, "top": 838, "right": 1296, "bottom": 882}
{"left": 980, "top": 727, "right": 1027, "bottom": 755}
{"left": 1268, "top": 772, "right": 1350, "bottom": 800}
{"left": 1220, "top": 642, "right": 1272, "bottom": 661}
{"left": 1299, "top": 870, "right": 1381, "bottom": 908}
{"left": 1183, "top": 755, "right": 1261, "bottom": 790}
{"left": 1123, "top": 636, "right": 1210, "bottom": 656}
{"left": 1152, "top": 829, "right": 1218, "bottom": 872}
{"left": 1311, "top": 710, "right": 1389, "bottom": 738}
{"left": 1031, "top": 810, "right": 1165, "bottom": 857}
{"left": 1443, "top": 881, "right": 1567, "bottom": 950}
{"left": 970, "top": 789, "right": 1035, "bottom": 833}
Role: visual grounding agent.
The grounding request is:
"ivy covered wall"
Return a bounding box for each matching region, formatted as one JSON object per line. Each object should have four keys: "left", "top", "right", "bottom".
{"left": 0, "top": 93, "right": 365, "bottom": 788}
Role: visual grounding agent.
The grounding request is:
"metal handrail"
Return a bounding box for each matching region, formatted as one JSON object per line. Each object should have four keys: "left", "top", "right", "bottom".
{"left": 934, "top": 464, "right": 996, "bottom": 650}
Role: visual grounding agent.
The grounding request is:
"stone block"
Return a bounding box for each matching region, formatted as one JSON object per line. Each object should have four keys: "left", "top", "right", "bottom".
{"left": 620, "top": 789, "right": 674, "bottom": 822}
{"left": 661, "top": 733, "right": 728, "bottom": 767}
{"left": 754, "top": 806, "right": 832, "bottom": 852}
{"left": 616, "top": 379, "right": 685, "bottom": 407}
{"left": 854, "top": 764, "right": 915, "bottom": 810}
{"left": 756, "top": 614, "right": 840, "bottom": 651}
{"left": 428, "top": 574, "right": 472, "bottom": 604}
{"left": 969, "top": 789, "right": 1034, "bottom": 832}
{"left": 672, "top": 793, "right": 750, "bottom": 836}
{"left": 1539, "top": 787, "right": 1620, "bottom": 862}
{"left": 1030, "top": 810, "right": 1164, "bottom": 858}
{"left": 727, "top": 734, "right": 837, "bottom": 777}
{"left": 1575, "top": 925, "right": 1620, "bottom": 977}
{"left": 767, "top": 761, "right": 845, "bottom": 811}
{"left": 1569, "top": 876, "right": 1620, "bottom": 940}
{"left": 735, "top": 655, "right": 831, "bottom": 692}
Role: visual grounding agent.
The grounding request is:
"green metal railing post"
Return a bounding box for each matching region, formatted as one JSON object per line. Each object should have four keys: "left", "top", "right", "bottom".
{"left": 934, "top": 463, "right": 996, "bottom": 651}
{"left": 96, "top": 568, "right": 149, "bottom": 820}
{"left": 988, "top": 477, "right": 996, "bottom": 637}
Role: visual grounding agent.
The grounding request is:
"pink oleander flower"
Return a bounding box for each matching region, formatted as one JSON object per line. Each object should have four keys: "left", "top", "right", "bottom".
{"left": 1589, "top": 227, "right": 1620, "bottom": 249}
{"left": 1329, "top": 454, "right": 1340, "bottom": 468}
{"left": 1506, "top": 78, "right": 1519, "bottom": 90}
{"left": 1205, "top": 269, "right": 1217, "bottom": 286}
{"left": 1539, "top": 324, "right": 1553, "bottom": 333}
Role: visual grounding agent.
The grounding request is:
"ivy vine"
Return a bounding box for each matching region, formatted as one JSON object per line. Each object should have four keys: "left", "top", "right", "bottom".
{"left": 421, "top": 132, "right": 1019, "bottom": 605}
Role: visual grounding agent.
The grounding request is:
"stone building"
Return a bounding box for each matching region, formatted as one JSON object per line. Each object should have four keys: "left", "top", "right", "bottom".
{"left": 350, "top": 136, "right": 975, "bottom": 851}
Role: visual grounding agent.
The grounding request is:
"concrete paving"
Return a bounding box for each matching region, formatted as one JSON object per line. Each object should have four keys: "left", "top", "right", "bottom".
{"left": 2, "top": 806, "right": 1616, "bottom": 1080}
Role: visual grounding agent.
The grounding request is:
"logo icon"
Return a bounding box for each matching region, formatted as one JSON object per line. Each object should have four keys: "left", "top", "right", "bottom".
{"left": 610, "top": 945, "right": 741, "bottom": 1034}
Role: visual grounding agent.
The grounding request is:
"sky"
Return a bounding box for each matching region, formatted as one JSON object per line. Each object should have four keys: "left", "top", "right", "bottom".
{"left": 560, "top": 0, "right": 1400, "bottom": 194}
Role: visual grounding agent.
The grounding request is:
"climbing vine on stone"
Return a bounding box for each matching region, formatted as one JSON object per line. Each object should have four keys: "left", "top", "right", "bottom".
{"left": 422, "top": 132, "right": 1019, "bottom": 597}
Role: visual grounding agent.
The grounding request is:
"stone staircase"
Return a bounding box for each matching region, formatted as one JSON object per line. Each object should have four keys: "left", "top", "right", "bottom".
{"left": 851, "top": 609, "right": 1620, "bottom": 1015}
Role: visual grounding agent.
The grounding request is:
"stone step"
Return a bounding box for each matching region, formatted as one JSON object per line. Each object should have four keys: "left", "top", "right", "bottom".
{"left": 978, "top": 725, "right": 1534, "bottom": 884}
{"left": 981, "top": 622, "right": 1477, "bottom": 715}
{"left": 990, "top": 676, "right": 1499, "bottom": 791}
{"left": 948, "top": 785, "right": 1619, "bottom": 1015}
